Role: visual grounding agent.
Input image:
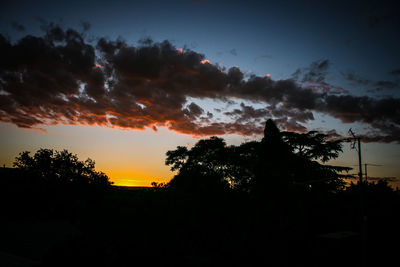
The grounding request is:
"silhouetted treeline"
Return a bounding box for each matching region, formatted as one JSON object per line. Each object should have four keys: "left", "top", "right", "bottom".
{"left": 13, "top": 148, "right": 112, "bottom": 188}
{"left": 165, "top": 119, "right": 350, "bottom": 196}
{"left": 0, "top": 149, "right": 112, "bottom": 220}
{"left": 0, "top": 121, "right": 399, "bottom": 267}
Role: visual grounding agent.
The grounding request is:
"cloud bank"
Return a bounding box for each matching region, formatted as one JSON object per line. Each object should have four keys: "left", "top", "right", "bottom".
{"left": 0, "top": 25, "right": 399, "bottom": 142}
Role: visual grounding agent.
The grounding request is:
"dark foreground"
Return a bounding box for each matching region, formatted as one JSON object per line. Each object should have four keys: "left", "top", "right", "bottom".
{"left": 1, "top": 174, "right": 399, "bottom": 267}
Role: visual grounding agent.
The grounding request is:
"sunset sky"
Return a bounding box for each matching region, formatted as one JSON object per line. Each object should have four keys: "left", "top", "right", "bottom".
{"left": 1, "top": 0, "right": 399, "bottom": 186}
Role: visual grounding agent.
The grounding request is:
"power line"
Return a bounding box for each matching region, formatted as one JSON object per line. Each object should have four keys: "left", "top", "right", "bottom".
{"left": 351, "top": 163, "right": 383, "bottom": 181}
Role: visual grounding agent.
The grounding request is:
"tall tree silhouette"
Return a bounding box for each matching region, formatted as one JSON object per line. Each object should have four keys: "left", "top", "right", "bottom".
{"left": 251, "top": 119, "right": 295, "bottom": 197}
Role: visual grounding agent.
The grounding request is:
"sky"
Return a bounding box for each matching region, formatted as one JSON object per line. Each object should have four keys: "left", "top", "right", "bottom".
{"left": 0, "top": 0, "right": 399, "bottom": 186}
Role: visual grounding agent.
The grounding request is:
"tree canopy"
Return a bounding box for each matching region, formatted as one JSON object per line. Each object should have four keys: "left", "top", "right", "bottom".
{"left": 13, "top": 148, "right": 112, "bottom": 188}
{"left": 166, "top": 137, "right": 231, "bottom": 192}
{"left": 164, "top": 119, "right": 351, "bottom": 194}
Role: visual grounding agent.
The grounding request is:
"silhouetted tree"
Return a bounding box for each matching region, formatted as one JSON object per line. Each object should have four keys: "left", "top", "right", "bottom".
{"left": 226, "top": 141, "right": 260, "bottom": 192}
{"left": 13, "top": 148, "right": 112, "bottom": 188}
{"left": 252, "top": 119, "right": 350, "bottom": 196}
{"left": 281, "top": 130, "right": 343, "bottom": 162}
{"left": 281, "top": 129, "right": 350, "bottom": 192}
{"left": 251, "top": 119, "right": 295, "bottom": 197}
{"left": 165, "top": 119, "right": 350, "bottom": 195}
{"left": 166, "top": 137, "right": 231, "bottom": 193}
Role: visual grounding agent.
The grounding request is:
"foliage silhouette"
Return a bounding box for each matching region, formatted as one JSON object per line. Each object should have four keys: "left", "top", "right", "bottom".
{"left": 13, "top": 148, "right": 112, "bottom": 188}
{"left": 165, "top": 119, "right": 350, "bottom": 195}
{"left": 166, "top": 137, "right": 231, "bottom": 193}
{"left": 281, "top": 130, "right": 343, "bottom": 162}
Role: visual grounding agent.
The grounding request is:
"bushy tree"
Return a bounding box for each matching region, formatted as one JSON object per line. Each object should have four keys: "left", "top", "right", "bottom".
{"left": 13, "top": 148, "right": 112, "bottom": 188}
{"left": 166, "top": 137, "right": 231, "bottom": 192}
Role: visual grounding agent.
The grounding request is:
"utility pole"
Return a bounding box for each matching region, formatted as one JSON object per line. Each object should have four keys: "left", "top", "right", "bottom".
{"left": 357, "top": 136, "right": 363, "bottom": 185}
{"left": 349, "top": 129, "right": 363, "bottom": 184}
{"left": 348, "top": 129, "right": 366, "bottom": 267}
{"left": 364, "top": 164, "right": 367, "bottom": 182}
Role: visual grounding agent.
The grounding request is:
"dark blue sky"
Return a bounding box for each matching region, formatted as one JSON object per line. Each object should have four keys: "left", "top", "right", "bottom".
{"left": 1, "top": 0, "right": 399, "bottom": 88}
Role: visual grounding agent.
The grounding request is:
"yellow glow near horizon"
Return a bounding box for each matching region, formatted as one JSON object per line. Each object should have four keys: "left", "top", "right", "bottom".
{"left": 106, "top": 169, "right": 173, "bottom": 187}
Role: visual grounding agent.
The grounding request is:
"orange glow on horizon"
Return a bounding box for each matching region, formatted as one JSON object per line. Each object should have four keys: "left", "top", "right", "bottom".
{"left": 106, "top": 170, "right": 172, "bottom": 187}
{"left": 201, "top": 59, "right": 211, "bottom": 64}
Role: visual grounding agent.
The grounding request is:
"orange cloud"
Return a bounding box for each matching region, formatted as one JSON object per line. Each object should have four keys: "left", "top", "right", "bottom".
{"left": 1, "top": 25, "right": 400, "bottom": 143}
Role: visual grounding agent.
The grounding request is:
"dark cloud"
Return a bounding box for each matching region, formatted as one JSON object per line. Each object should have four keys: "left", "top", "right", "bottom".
{"left": 374, "top": 80, "right": 399, "bottom": 91}
{"left": 11, "top": 22, "right": 25, "bottom": 32}
{"left": 341, "top": 70, "right": 371, "bottom": 86}
{"left": 293, "top": 59, "right": 330, "bottom": 83}
{"left": 320, "top": 95, "right": 400, "bottom": 124}
{"left": 1, "top": 26, "right": 400, "bottom": 142}
{"left": 224, "top": 103, "right": 270, "bottom": 122}
{"left": 389, "top": 69, "right": 400, "bottom": 76}
{"left": 183, "top": 102, "right": 204, "bottom": 119}
{"left": 291, "top": 59, "right": 347, "bottom": 95}
{"left": 342, "top": 70, "right": 400, "bottom": 93}
{"left": 275, "top": 117, "right": 308, "bottom": 132}
{"left": 80, "top": 21, "right": 91, "bottom": 32}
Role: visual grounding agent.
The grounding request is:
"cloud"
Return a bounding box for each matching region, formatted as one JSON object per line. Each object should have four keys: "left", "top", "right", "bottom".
{"left": 224, "top": 103, "right": 270, "bottom": 123}
{"left": 341, "top": 70, "right": 371, "bottom": 86}
{"left": 389, "top": 69, "right": 400, "bottom": 76}
{"left": 80, "top": 21, "right": 91, "bottom": 32}
{"left": 229, "top": 49, "right": 237, "bottom": 56}
{"left": 293, "top": 59, "right": 330, "bottom": 83}
{"left": 11, "top": 22, "right": 25, "bottom": 32}
{"left": 292, "top": 59, "right": 347, "bottom": 95}
{"left": 373, "top": 80, "right": 399, "bottom": 91}
{"left": 1, "top": 25, "right": 400, "bottom": 142}
{"left": 342, "top": 70, "right": 400, "bottom": 93}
